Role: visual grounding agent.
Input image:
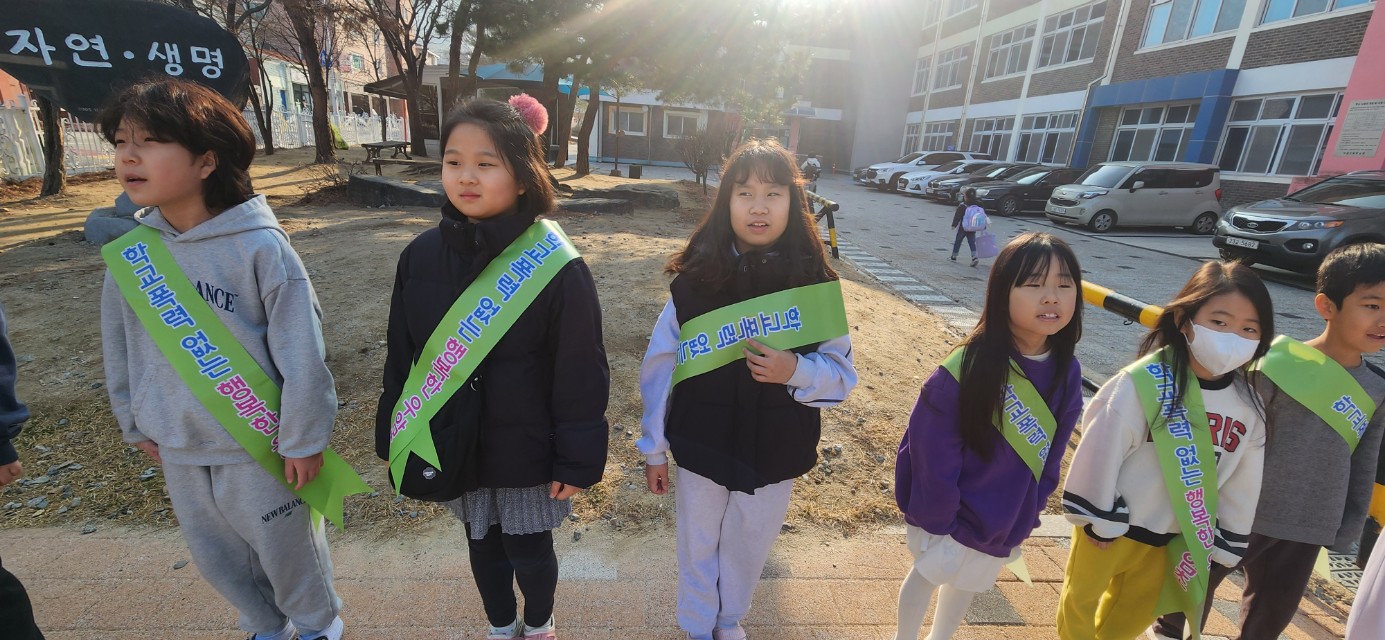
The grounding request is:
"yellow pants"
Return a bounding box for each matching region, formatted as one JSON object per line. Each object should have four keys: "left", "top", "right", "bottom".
{"left": 1057, "top": 528, "right": 1168, "bottom": 640}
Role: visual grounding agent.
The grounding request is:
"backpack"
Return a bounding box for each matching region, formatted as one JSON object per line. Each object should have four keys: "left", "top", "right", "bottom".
{"left": 961, "top": 205, "right": 988, "bottom": 232}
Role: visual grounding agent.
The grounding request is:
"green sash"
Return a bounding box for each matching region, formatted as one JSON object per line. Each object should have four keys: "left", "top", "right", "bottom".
{"left": 939, "top": 349, "right": 1056, "bottom": 482}
{"left": 102, "top": 226, "right": 371, "bottom": 529}
{"left": 671, "top": 280, "right": 849, "bottom": 386}
{"left": 1126, "top": 348, "right": 1219, "bottom": 640}
{"left": 386, "top": 219, "right": 580, "bottom": 490}
{"left": 1252, "top": 335, "right": 1375, "bottom": 452}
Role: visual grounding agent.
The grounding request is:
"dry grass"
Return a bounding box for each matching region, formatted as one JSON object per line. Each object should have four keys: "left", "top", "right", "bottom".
{"left": 0, "top": 154, "right": 959, "bottom": 538}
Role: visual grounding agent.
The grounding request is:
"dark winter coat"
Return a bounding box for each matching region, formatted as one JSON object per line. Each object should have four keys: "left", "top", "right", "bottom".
{"left": 375, "top": 204, "right": 610, "bottom": 489}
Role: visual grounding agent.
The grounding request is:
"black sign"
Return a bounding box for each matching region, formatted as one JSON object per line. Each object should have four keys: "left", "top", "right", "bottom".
{"left": 0, "top": 0, "right": 249, "bottom": 120}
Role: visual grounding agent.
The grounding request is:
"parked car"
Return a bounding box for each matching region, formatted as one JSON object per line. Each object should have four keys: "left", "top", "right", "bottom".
{"left": 925, "top": 163, "right": 1040, "bottom": 203}
{"left": 853, "top": 150, "right": 992, "bottom": 191}
{"left": 1045, "top": 161, "right": 1222, "bottom": 233}
{"left": 898, "top": 160, "right": 996, "bottom": 196}
{"left": 1213, "top": 171, "right": 1385, "bottom": 273}
{"left": 972, "top": 166, "right": 1086, "bottom": 216}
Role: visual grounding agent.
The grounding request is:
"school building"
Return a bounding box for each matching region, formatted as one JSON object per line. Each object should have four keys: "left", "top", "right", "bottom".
{"left": 835, "top": 0, "right": 1383, "bottom": 207}
{"left": 596, "top": 1, "right": 1383, "bottom": 207}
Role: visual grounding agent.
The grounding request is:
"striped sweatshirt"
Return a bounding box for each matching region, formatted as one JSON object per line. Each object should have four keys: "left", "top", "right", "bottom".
{"left": 1062, "top": 369, "right": 1265, "bottom": 567}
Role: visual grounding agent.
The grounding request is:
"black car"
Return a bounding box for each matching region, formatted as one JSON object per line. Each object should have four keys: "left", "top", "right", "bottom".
{"left": 971, "top": 166, "right": 1086, "bottom": 216}
{"left": 925, "top": 163, "right": 1040, "bottom": 203}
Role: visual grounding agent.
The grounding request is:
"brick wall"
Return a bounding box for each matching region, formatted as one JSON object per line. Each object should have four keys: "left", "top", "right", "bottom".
{"left": 988, "top": 0, "right": 1042, "bottom": 20}
{"left": 929, "top": 87, "right": 968, "bottom": 109}
{"left": 1110, "top": 2, "right": 1233, "bottom": 83}
{"left": 1028, "top": 3, "right": 1117, "bottom": 97}
{"left": 940, "top": 7, "right": 982, "bottom": 38}
{"left": 1220, "top": 179, "right": 1290, "bottom": 208}
{"left": 1242, "top": 11, "right": 1372, "bottom": 69}
{"left": 1087, "top": 107, "right": 1120, "bottom": 166}
{"left": 909, "top": 94, "right": 929, "bottom": 111}
{"left": 973, "top": 75, "right": 1025, "bottom": 103}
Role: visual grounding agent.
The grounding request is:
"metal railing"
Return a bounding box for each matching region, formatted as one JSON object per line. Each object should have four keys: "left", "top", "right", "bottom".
{"left": 805, "top": 189, "right": 840, "bottom": 259}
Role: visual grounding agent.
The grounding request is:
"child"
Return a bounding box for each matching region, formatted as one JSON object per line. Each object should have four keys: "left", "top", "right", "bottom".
{"left": 374, "top": 97, "right": 609, "bottom": 640}
{"left": 894, "top": 232, "right": 1085, "bottom": 640}
{"left": 637, "top": 139, "right": 858, "bottom": 640}
{"left": 98, "top": 79, "right": 347, "bottom": 640}
{"left": 950, "top": 189, "right": 985, "bottom": 267}
{"left": 1, "top": 301, "right": 43, "bottom": 640}
{"left": 1163, "top": 243, "right": 1385, "bottom": 640}
{"left": 1058, "top": 261, "right": 1272, "bottom": 640}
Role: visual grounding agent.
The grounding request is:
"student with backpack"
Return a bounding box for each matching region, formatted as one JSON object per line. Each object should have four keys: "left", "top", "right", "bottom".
{"left": 951, "top": 189, "right": 988, "bottom": 267}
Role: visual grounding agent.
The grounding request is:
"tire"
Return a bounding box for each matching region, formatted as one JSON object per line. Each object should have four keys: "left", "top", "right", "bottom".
{"left": 1087, "top": 210, "right": 1116, "bottom": 233}
{"left": 1191, "top": 211, "right": 1218, "bottom": 235}
{"left": 888, "top": 173, "right": 904, "bottom": 193}
{"left": 998, "top": 196, "right": 1021, "bottom": 216}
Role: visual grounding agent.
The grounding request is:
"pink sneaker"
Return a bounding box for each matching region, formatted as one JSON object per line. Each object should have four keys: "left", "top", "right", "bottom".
{"left": 712, "top": 625, "right": 747, "bottom": 640}
{"left": 522, "top": 631, "right": 556, "bottom": 640}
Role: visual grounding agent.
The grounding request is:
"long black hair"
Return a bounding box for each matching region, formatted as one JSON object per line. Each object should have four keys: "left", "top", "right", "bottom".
{"left": 666, "top": 139, "right": 836, "bottom": 287}
{"left": 438, "top": 98, "right": 555, "bottom": 220}
{"left": 1138, "top": 261, "right": 1274, "bottom": 409}
{"left": 951, "top": 232, "right": 1083, "bottom": 458}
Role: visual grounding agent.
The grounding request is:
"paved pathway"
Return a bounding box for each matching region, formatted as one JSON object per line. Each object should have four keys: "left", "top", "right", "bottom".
{"left": 0, "top": 516, "right": 1348, "bottom": 639}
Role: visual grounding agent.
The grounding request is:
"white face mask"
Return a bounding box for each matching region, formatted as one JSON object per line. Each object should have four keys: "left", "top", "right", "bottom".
{"left": 1186, "top": 323, "right": 1259, "bottom": 377}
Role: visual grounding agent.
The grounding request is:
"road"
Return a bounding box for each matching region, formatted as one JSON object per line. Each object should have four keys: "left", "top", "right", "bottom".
{"left": 810, "top": 173, "right": 1323, "bottom": 385}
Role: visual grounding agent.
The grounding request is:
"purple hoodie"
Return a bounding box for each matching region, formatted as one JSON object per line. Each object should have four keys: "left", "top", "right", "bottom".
{"left": 895, "top": 351, "right": 1083, "bottom": 557}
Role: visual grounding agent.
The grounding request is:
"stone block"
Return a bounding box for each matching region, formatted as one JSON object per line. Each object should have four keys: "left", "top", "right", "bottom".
{"left": 571, "top": 183, "right": 680, "bottom": 210}
{"left": 84, "top": 207, "right": 139, "bottom": 245}
{"left": 114, "top": 192, "right": 140, "bottom": 216}
{"left": 347, "top": 174, "right": 446, "bottom": 208}
{"left": 557, "top": 198, "right": 634, "bottom": 215}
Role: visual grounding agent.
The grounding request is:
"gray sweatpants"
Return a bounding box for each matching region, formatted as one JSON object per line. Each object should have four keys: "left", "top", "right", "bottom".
{"left": 162, "top": 460, "right": 342, "bottom": 638}
{"left": 675, "top": 468, "right": 794, "bottom": 640}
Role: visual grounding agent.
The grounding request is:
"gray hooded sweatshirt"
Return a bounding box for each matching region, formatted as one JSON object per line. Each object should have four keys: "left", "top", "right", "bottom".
{"left": 101, "top": 195, "right": 337, "bottom": 465}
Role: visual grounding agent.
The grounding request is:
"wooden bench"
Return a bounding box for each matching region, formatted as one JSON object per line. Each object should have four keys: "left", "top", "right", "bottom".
{"left": 371, "top": 158, "right": 442, "bottom": 175}
{"left": 363, "top": 141, "right": 411, "bottom": 161}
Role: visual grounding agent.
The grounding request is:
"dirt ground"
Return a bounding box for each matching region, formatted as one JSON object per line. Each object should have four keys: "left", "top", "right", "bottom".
{"left": 0, "top": 146, "right": 960, "bottom": 535}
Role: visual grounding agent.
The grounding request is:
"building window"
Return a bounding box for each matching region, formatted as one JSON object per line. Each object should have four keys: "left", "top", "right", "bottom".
{"left": 1110, "top": 103, "right": 1200, "bottom": 161}
{"left": 933, "top": 45, "right": 969, "bottom": 91}
{"left": 1142, "top": 0, "right": 1247, "bottom": 48}
{"left": 663, "top": 111, "right": 702, "bottom": 138}
{"left": 350, "top": 54, "right": 364, "bottom": 72}
{"left": 922, "top": 121, "right": 959, "bottom": 151}
{"left": 1016, "top": 112, "right": 1078, "bottom": 164}
{"left": 944, "top": 0, "right": 980, "bottom": 18}
{"left": 912, "top": 56, "right": 932, "bottom": 95}
{"left": 903, "top": 123, "right": 922, "bottom": 154}
{"left": 1218, "top": 92, "right": 1342, "bottom": 176}
{"left": 609, "top": 106, "right": 646, "bottom": 136}
{"left": 985, "top": 23, "right": 1037, "bottom": 80}
{"left": 1261, "top": 0, "right": 1370, "bottom": 23}
{"left": 1038, "top": 1, "right": 1106, "bottom": 68}
{"left": 922, "top": 1, "right": 940, "bottom": 26}
{"left": 969, "top": 117, "right": 1015, "bottom": 159}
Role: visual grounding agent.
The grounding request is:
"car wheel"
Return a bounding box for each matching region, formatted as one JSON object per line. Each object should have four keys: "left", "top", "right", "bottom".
{"left": 1191, "top": 212, "right": 1218, "bottom": 235}
{"left": 1087, "top": 210, "right": 1116, "bottom": 233}
{"left": 888, "top": 173, "right": 905, "bottom": 193}
{"left": 998, "top": 196, "right": 1020, "bottom": 216}
{"left": 1219, "top": 248, "right": 1255, "bottom": 267}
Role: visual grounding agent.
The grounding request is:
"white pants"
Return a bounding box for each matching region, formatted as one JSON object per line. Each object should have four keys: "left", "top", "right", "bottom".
{"left": 675, "top": 468, "right": 794, "bottom": 640}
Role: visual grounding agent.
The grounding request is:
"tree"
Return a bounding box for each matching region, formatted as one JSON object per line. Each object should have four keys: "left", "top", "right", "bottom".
{"left": 675, "top": 124, "right": 734, "bottom": 194}
{"left": 355, "top": 0, "right": 450, "bottom": 157}
{"left": 36, "top": 97, "right": 65, "bottom": 197}
{"left": 278, "top": 0, "right": 339, "bottom": 163}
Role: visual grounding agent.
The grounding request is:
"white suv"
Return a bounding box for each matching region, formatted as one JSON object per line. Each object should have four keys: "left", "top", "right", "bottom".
{"left": 1045, "top": 162, "right": 1223, "bottom": 233}
{"left": 898, "top": 160, "right": 995, "bottom": 196}
{"left": 855, "top": 151, "right": 992, "bottom": 192}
